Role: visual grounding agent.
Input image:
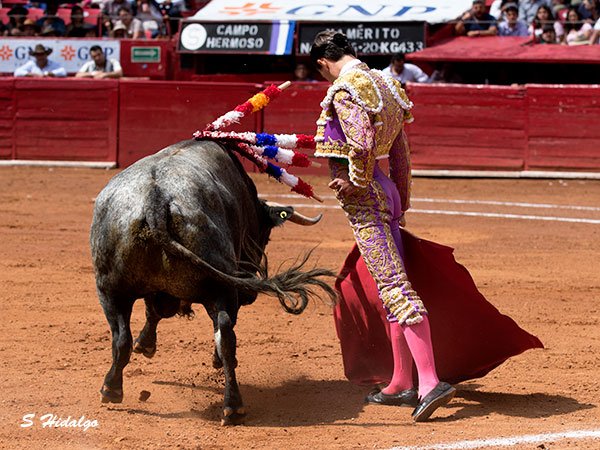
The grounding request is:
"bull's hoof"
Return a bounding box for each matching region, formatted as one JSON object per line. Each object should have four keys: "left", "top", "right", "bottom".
{"left": 212, "top": 352, "right": 223, "bottom": 369}
{"left": 133, "top": 342, "right": 156, "bottom": 359}
{"left": 220, "top": 406, "right": 246, "bottom": 426}
{"left": 101, "top": 385, "right": 123, "bottom": 403}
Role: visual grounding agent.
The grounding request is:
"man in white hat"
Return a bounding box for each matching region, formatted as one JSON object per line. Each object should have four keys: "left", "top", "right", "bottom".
{"left": 14, "top": 44, "right": 67, "bottom": 77}
{"left": 110, "top": 23, "right": 128, "bottom": 39}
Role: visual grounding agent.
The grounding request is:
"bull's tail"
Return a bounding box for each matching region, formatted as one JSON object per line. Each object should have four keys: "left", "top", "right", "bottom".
{"left": 145, "top": 177, "right": 337, "bottom": 314}
{"left": 240, "top": 246, "right": 339, "bottom": 314}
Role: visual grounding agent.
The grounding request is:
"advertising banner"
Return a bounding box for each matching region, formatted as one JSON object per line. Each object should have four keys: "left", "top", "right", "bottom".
{"left": 178, "top": 20, "right": 295, "bottom": 54}
{"left": 192, "top": 0, "right": 471, "bottom": 24}
{"left": 0, "top": 39, "right": 121, "bottom": 74}
{"left": 297, "top": 22, "right": 426, "bottom": 55}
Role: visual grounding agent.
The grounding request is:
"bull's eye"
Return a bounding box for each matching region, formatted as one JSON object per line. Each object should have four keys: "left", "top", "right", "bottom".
{"left": 280, "top": 211, "right": 288, "bottom": 219}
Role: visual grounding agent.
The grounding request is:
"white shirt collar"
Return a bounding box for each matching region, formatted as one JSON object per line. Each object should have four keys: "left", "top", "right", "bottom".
{"left": 339, "top": 58, "right": 362, "bottom": 77}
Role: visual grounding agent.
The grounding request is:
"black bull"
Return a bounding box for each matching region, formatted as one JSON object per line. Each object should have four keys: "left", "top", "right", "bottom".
{"left": 90, "top": 140, "right": 337, "bottom": 425}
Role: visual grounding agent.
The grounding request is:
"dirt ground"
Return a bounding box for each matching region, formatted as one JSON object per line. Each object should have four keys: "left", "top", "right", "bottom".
{"left": 0, "top": 166, "right": 599, "bottom": 450}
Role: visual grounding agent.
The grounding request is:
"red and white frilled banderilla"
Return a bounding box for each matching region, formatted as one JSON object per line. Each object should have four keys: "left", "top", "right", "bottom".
{"left": 193, "top": 82, "right": 324, "bottom": 202}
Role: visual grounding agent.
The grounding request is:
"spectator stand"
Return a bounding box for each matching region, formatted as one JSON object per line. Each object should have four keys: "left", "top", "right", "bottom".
{"left": 0, "top": 6, "right": 44, "bottom": 34}
{"left": 406, "top": 36, "right": 600, "bottom": 84}
{"left": 56, "top": 6, "right": 102, "bottom": 31}
{"left": 84, "top": 8, "right": 101, "bottom": 27}
{"left": 56, "top": 7, "right": 72, "bottom": 25}
{"left": 1, "top": 0, "right": 29, "bottom": 6}
{"left": 27, "top": 7, "right": 44, "bottom": 22}
{"left": 0, "top": 5, "right": 101, "bottom": 35}
{"left": 0, "top": 9, "right": 9, "bottom": 25}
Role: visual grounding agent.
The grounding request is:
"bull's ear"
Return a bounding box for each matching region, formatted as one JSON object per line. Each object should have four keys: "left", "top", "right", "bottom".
{"left": 267, "top": 205, "right": 295, "bottom": 227}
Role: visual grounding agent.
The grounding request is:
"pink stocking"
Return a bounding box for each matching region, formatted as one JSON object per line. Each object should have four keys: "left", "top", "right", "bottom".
{"left": 402, "top": 315, "right": 440, "bottom": 399}
{"left": 381, "top": 321, "right": 414, "bottom": 394}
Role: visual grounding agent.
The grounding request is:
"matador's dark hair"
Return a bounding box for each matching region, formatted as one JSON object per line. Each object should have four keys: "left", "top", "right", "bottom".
{"left": 310, "top": 30, "right": 356, "bottom": 68}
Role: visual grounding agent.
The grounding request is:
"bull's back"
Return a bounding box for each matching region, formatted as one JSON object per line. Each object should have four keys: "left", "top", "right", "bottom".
{"left": 91, "top": 140, "right": 258, "bottom": 297}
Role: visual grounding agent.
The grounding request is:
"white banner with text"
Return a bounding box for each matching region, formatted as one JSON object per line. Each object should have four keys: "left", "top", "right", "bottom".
{"left": 192, "top": 0, "right": 471, "bottom": 24}
{"left": 0, "top": 39, "right": 121, "bottom": 74}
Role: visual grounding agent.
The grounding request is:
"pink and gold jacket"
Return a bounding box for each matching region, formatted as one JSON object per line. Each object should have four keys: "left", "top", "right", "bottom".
{"left": 314, "top": 60, "right": 415, "bottom": 211}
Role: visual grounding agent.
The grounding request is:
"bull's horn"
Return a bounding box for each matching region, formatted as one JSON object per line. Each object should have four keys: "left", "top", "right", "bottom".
{"left": 265, "top": 201, "right": 322, "bottom": 226}
{"left": 288, "top": 210, "right": 323, "bottom": 226}
{"left": 265, "top": 201, "right": 284, "bottom": 207}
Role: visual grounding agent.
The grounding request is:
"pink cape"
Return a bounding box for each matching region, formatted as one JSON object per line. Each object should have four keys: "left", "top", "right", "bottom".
{"left": 333, "top": 229, "right": 544, "bottom": 386}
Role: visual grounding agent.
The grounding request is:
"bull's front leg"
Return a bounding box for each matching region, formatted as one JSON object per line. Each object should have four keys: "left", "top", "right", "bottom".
{"left": 212, "top": 304, "right": 245, "bottom": 425}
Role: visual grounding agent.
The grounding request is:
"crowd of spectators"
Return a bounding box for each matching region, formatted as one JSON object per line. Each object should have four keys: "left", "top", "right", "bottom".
{"left": 455, "top": 0, "right": 600, "bottom": 44}
{"left": 1, "top": 0, "right": 188, "bottom": 38}
{"left": 3, "top": 0, "right": 600, "bottom": 83}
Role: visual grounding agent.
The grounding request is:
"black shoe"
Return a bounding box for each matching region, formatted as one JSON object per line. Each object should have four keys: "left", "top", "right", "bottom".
{"left": 411, "top": 382, "right": 456, "bottom": 422}
{"left": 365, "top": 388, "right": 418, "bottom": 407}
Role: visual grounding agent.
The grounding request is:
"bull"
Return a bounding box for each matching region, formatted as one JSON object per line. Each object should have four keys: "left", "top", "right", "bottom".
{"left": 90, "top": 139, "right": 336, "bottom": 425}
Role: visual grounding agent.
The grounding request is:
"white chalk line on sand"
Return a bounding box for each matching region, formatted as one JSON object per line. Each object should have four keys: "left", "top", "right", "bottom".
{"left": 410, "top": 209, "right": 600, "bottom": 224}
{"left": 266, "top": 194, "right": 600, "bottom": 212}
{"left": 413, "top": 198, "right": 600, "bottom": 212}
{"left": 278, "top": 203, "right": 600, "bottom": 225}
{"left": 264, "top": 194, "right": 600, "bottom": 224}
{"left": 382, "top": 429, "right": 600, "bottom": 450}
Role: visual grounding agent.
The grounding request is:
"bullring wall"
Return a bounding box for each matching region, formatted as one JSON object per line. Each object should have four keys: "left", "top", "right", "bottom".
{"left": 1, "top": 78, "right": 600, "bottom": 174}
{"left": 0, "top": 78, "right": 118, "bottom": 163}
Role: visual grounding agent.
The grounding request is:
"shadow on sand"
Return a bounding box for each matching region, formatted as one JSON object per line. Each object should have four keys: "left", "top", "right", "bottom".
{"left": 108, "top": 378, "right": 594, "bottom": 426}
{"left": 439, "top": 383, "right": 595, "bottom": 422}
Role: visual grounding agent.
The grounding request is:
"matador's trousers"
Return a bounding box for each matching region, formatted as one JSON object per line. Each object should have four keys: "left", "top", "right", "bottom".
{"left": 330, "top": 159, "right": 427, "bottom": 325}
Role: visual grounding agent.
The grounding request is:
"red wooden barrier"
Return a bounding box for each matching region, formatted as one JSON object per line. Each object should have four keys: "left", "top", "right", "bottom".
{"left": 117, "top": 81, "right": 261, "bottom": 168}
{"left": 0, "top": 79, "right": 14, "bottom": 159}
{"left": 526, "top": 84, "right": 600, "bottom": 171}
{"left": 8, "top": 78, "right": 118, "bottom": 162}
{"left": 405, "top": 83, "right": 527, "bottom": 170}
{"left": 3, "top": 79, "right": 600, "bottom": 175}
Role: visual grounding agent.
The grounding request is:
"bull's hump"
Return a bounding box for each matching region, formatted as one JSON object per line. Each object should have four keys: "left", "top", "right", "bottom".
{"left": 156, "top": 141, "right": 251, "bottom": 196}
{"left": 94, "top": 138, "right": 254, "bottom": 221}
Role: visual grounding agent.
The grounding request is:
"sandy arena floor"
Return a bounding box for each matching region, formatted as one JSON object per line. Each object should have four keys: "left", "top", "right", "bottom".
{"left": 0, "top": 166, "right": 599, "bottom": 449}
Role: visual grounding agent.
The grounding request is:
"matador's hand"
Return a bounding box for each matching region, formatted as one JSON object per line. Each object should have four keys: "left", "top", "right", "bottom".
{"left": 328, "top": 178, "right": 360, "bottom": 198}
